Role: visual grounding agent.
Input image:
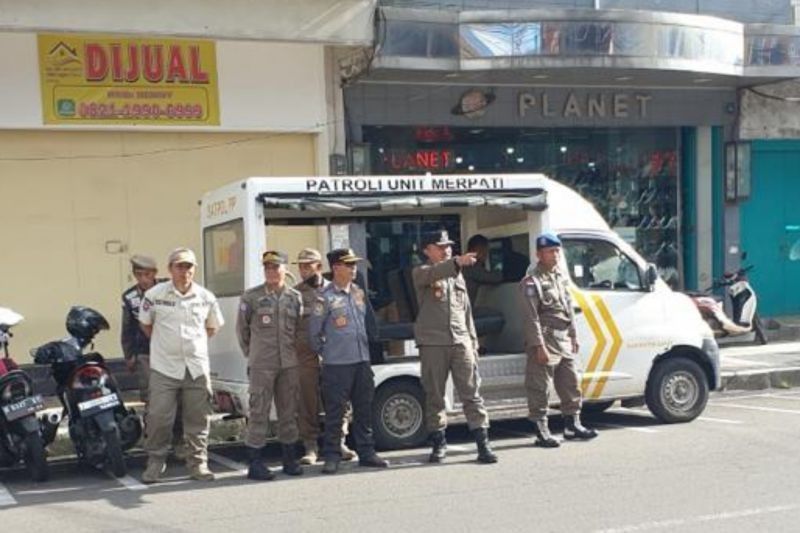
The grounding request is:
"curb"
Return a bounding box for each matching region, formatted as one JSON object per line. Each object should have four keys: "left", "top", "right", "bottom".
{"left": 720, "top": 366, "right": 800, "bottom": 391}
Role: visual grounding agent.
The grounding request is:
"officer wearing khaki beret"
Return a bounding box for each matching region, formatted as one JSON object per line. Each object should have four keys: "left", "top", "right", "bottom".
{"left": 518, "top": 232, "right": 597, "bottom": 448}
{"left": 139, "top": 247, "right": 224, "bottom": 483}
{"left": 121, "top": 255, "right": 185, "bottom": 456}
{"left": 237, "top": 250, "right": 304, "bottom": 481}
{"left": 308, "top": 248, "right": 388, "bottom": 474}
{"left": 413, "top": 230, "right": 497, "bottom": 464}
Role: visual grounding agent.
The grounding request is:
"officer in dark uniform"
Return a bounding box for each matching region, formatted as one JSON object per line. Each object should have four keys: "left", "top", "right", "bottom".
{"left": 121, "top": 254, "right": 162, "bottom": 401}
{"left": 518, "top": 232, "right": 598, "bottom": 447}
{"left": 308, "top": 248, "right": 388, "bottom": 475}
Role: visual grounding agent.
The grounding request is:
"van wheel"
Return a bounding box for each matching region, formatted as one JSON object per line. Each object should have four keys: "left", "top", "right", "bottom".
{"left": 646, "top": 358, "right": 708, "bottom": 423}
{"left": 582, "top": 400, "right": 615, "bottom": 414}
{"left": 373, "top": 380, "right": 427, "bottom": 450}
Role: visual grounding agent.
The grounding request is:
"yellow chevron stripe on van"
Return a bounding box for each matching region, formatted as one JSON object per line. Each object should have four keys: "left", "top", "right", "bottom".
{"left": 570, "top": 289, "right": 606, "bottom": 394}
{"left": 589, "top": 295, "right": 623, "bottom": 399}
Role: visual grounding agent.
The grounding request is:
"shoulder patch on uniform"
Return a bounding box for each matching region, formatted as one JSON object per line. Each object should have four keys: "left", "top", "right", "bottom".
{"left": 239, "top": 302, "right": 248, "bottom": 312}
{"left": 313, "top": 303, "right": 324, "bottom": 316}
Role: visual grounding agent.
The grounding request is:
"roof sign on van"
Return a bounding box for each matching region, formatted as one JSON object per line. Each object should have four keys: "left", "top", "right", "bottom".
{"left": 305, "top": 175, "right": 510, "bottom": 194}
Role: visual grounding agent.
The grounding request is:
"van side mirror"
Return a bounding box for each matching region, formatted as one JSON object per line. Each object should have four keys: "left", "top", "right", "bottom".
{"left": 644, "top": 263, "right": 658, "bottom": 291}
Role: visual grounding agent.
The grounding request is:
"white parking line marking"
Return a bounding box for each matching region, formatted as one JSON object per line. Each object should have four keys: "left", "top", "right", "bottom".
{"left": 208, "top": 451, "right": 248, "bottom": 472}
{"left": 764, "top": 393, "right": 800, "bottom": 401}
{"left": 697, "top": 416, "right": 742, "bottom": 425}
{"left": 593, "top": 503, "right": 799, "bottom": 532}
{"left": 594, "top": 423, "right": 658, "bottom": 434}
{"left": 714, "top": 403, "right": 800, "bottom": 415}
{"left": 0, "top": 483, "right": 17, "bottom": 506}
{"left": 712, "top": 393, "right": 773, "bottom": 402}
{"left": 115, "top": 474, "right": 148, "bottom": 491}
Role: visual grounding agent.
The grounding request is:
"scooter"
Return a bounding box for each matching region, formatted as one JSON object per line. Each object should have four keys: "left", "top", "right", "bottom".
{"left": 0, "top": 308, "right": 50, "bottom": 481}
{"left": 688, "top": 265, "right": 767, "bottom": 345}
{"left": 31, "top": 306, "right": 141, "bottom": 477}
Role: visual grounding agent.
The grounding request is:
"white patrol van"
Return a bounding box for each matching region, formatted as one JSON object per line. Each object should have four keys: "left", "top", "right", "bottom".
{"left": 200, "top": 174, "right": 720, "bottom": 449}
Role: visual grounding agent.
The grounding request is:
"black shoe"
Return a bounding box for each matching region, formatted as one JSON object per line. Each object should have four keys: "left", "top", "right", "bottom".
{"left": 245, "top": 447, "right": 275, "bottom": 481}
{"left": 564, "top": 415, "right": 598, "bottom": 441}
{"left": 473, "top": 428, "right": 498, "bottom": 464}
{"left": 429, "top": 431, "right": 447, "bottom": 463}
{"left": 532, "top": 420, "right": 560, "bottom": 448}
{"left": 281, "top": 444, "right": 304, "bottom": 476}
{"left": 322, "top": 457, "right": 340, "bottom": 475}
{"left": 358, "top": 454, "right": 389, "bottom": 468}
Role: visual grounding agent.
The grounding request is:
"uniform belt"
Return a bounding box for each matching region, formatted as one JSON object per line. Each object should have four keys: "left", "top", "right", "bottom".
{"left": 541, "top": 321, "right": 570, "bottom": 332}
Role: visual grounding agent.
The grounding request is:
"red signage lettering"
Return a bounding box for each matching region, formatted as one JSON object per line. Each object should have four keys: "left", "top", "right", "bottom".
{"left": 83, "top": 42, "right": 210, "bottom": 84}
{"left": 385, "top": 149, "right": 454, "bottom": 172}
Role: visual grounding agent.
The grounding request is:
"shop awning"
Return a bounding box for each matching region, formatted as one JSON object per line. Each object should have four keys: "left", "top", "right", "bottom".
{"left": 257, "top": 191, "right": 547, "bottom": 213}
{"left": 354, "top": 6, "right": 800, "bottom": 87}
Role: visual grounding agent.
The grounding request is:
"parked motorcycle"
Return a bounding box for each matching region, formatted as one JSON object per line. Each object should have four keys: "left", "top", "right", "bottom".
{"left": 31, "top": 306, "right": 141, "bottom": 477}
{"left": 0, "top": 308, "right": 50, "bottom": 481}
{"left": 688, "top": 264, "right": 767, "bottom": 345}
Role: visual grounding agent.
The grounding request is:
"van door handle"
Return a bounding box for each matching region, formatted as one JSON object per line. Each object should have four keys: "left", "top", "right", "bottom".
{"left": 573, "top": 307, "right": 583, "bottom": 315}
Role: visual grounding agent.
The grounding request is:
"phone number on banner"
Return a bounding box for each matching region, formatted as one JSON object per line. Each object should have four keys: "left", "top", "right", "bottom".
{"left": 78, "top": 102, "right": 205, "bottom": 120}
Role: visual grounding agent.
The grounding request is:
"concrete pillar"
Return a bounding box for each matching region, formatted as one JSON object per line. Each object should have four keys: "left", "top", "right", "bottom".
{"left": 696, "top": 126, "right": 713, "bottom": 290}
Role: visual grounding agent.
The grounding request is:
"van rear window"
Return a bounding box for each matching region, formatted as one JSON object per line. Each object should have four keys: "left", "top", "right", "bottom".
{"left": 203, "top": 219, "right": 244, "bottom": 297}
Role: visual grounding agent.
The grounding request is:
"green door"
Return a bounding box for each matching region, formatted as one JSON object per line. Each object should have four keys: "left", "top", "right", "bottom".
{"left": 742, "top": 141, "right": 800, "bottom": 316}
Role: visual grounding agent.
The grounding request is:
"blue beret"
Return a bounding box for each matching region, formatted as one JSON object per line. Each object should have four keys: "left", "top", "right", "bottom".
{"left": 536, "top": 232, "right": 562, "bottom": 250}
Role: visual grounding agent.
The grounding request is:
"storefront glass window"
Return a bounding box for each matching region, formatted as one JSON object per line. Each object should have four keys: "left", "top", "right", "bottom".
{"left": 363, "top": 126, "right": 681, "bottom": 287}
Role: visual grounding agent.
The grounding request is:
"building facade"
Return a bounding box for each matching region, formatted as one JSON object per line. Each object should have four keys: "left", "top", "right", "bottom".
{"left": 340, "top": 0, "right": 800, "bottom": 315}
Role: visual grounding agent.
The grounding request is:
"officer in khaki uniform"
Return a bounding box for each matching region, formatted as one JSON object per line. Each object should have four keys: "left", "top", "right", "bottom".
{"left": 292, "top": 248, "right": 326, "bottom": 464}
{"left": 237, "top": 251, "right": 304, "bottom": 481}
{"left": 138, "top": 248, "right": 224, "bottom": 484}
{"left": 120, "top": 255, "right": 185, "bottom": 456}
{"left": 518, "top": 232, "right": 598, "bottom": 448}
{"left": 412, "top": 230, "right": 497, "bottom": 464}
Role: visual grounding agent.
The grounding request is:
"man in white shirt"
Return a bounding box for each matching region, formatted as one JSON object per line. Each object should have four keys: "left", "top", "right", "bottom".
{"left": 138, "top": 247, "right": 224, "bottom": 483}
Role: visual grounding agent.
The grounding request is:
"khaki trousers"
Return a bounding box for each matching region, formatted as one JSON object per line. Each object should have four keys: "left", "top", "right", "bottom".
{"left": 136, "top": 354, "right": 183, "bottom": 444}
{"left": 245, "top": 367, "right": 300, "bottom": 448}
{"left": 296, "top": 346, "right": 321, "bottom": 443}
{"left": 420, "top": 344, "right": 489, "bottom": 432}
{"left": 525, "top": 351, "right": 582, "bottom": 422}
{"left": 145, "top": 370, "right": 212, "bottom": 465}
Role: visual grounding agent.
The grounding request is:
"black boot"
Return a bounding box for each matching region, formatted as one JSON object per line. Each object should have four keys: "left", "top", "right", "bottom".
{"left": 429, "top": 431, "right": 447, "bottom": 463}
{"left": 246, "top": 446, "right": 275, "bottom": 481}
{"left": 282, "top": 444, "right": 304, "bottom": 476}
{"left": 563, "top": 415, "right": 598, "bottom": 440}
{"left": 473, "top": 428, "right": 498, "bottom": 464}
{"left": 532, "top": 420, "right": 560, "bottom": 448}
{"left": 321, "top": 456, "right": 340, "bottom": 475}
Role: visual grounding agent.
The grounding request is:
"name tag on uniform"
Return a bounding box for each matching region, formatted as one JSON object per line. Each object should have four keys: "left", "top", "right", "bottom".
{"left": 330, "top": 297, "right": 346, "bottom": 310}
{"left": 334, "top": 315, "right": 348, "bottom": 328}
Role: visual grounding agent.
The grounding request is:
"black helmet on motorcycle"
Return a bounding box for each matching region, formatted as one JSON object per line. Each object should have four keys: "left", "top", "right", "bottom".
{"left": 65, "top": 306, "right": 109, "bottom": 342}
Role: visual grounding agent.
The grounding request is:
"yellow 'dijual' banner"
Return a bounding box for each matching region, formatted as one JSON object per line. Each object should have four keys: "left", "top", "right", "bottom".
{"left": 38, "top": 33, "right": 220, "bottom": 126}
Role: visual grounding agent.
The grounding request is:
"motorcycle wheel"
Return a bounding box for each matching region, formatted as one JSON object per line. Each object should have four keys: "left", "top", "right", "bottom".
{"left": 753, "top": 313, "right": 769, "bottom": 345}
{"left": 24, "top": 432, "right": 49, "bottom": 482}
{"left": 103, "top": 429, "right": 127, "bottom": 477}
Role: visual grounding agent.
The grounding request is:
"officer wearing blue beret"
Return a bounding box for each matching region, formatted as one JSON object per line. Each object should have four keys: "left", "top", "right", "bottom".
{"left": 517, "top": 232, "right": 598, "bottom": 448}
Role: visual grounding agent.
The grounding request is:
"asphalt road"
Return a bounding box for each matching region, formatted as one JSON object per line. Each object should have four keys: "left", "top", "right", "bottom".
{"left": 1, "top": 389, "right": 800, "bottom": 533}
